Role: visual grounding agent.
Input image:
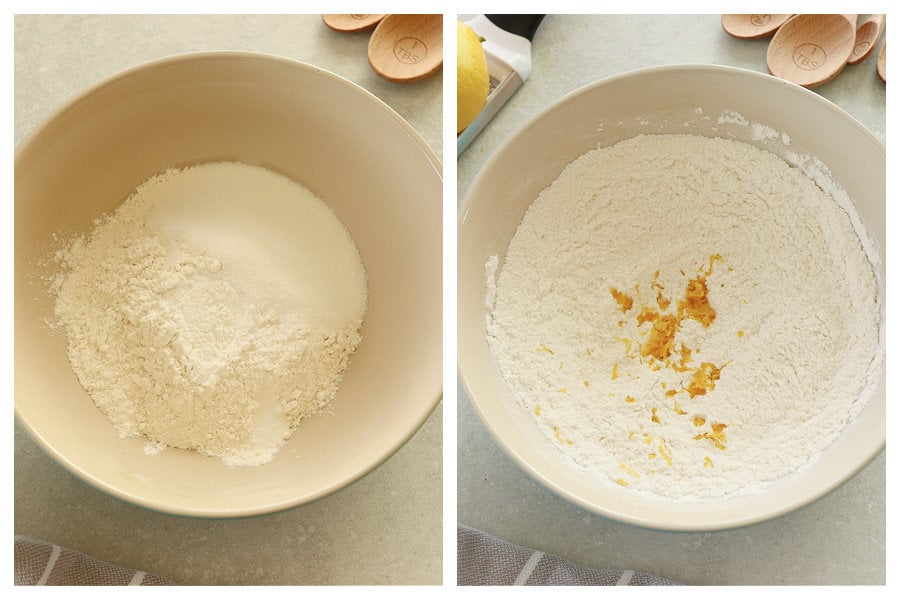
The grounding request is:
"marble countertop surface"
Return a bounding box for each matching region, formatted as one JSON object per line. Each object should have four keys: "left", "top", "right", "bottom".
{"left": 14, "top": 14, "right": 442, "bottom": 586}
{"left": 457, "top": 13, "right": 885, "bottom": 586}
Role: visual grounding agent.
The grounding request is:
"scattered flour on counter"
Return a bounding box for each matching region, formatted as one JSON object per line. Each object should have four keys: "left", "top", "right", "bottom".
{"left": 52, "top": 162, "right": 368, "bottom": 467}
{"left": 484, "top": 134, "right": 882, "bottom": 502}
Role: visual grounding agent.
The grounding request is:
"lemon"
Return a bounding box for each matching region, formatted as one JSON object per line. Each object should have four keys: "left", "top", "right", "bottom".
{"left": 457, "top": 21, "right": 489, "bottom": 133}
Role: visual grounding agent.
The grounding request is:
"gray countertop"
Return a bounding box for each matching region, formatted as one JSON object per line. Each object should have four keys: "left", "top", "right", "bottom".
{"left": 457, "top": 14, "right": 885, "bottom": 586}
{"left": 14, "top": 14, "right": 442, "bottom": 586}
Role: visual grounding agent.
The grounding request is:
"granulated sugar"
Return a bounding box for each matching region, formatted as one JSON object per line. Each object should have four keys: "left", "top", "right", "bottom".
{"left": 52, "top": 162, "right": 367, "bottom": 467}
{"left": 485, "top": 134, "right": 882, "bottom": 501}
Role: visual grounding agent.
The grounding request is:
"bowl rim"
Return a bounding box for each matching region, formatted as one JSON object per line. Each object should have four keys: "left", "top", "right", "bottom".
{"left": 459, "top": 63, "right": 883, "bottom": 206}
{"left": 15, "top": 50, "right": 443, "bottom": 518}
{"left": 15, "top": 50, "right": 443, "bottom": 176}
{"left": 458, "top": 63, "right": 885, "bottom": 532}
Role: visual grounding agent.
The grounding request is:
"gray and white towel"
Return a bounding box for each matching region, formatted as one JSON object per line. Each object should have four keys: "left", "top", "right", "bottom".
{"left": 457, "top": 525, "right": 680, "bottom": 586}
{"left": 14, "top": 535, "right": 173, "bottom": 586}
{"left": 17, "top": 528, "right": 677, "bottom": 586}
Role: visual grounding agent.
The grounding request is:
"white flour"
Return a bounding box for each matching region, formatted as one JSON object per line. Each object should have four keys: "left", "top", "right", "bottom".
{"left": 485, "top": 134, "right": 882, "bottom": 501}
{"left": 52, "top": 162, "right": 367, "bottom": 467}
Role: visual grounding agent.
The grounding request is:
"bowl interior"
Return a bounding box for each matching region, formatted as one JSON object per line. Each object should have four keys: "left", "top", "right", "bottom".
{"left": 16, "top": 53, "right": 442, "bottom": 517}
{"left": 458, "top": 65, "right": 884, "bottom": 531}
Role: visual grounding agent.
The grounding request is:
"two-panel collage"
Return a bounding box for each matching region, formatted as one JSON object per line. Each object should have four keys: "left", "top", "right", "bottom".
{"left": 13, "top": 9, "right": 888, "bottom": 590}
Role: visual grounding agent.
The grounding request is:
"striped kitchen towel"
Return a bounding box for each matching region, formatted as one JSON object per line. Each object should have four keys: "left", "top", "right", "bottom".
{"left": 457, "top": 525, "right": 680, "bottom": 586}
{"left": 14, "top": 535, "right": 174, "bottom": 586}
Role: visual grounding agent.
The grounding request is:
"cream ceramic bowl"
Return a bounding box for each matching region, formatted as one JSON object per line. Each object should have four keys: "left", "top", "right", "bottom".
{"left": 458, "top": 65, "right": 885, "bottom": 531}
{"left": 15, "top": 52, "right": 442, "bottom": 517}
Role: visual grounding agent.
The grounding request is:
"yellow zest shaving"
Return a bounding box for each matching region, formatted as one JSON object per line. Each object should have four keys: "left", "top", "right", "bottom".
{"left": 641, "top": 314, "right": 679, "bottom": 361}
{"left": 686, "top": 361, "right": 728, "bottom": 398}
{"left": 694, "top": 422, "right": 727, "bottom": 451}
{"left": 658, "top": 439, "right": 673, "bottom": 466}
{"left": 620, "top": 463, "right": 641, "bottom": 478}
{"left": 702, "top": 253, "right": 725, "bottom": 276}
{"left": 677, "top": 276, "right": 716, "bottom": 327}
{"left": 553, "top": 426, "right": 573, "bottom": 446}
{"left": 610, "top": 287, "right": 634, "bottom": 313}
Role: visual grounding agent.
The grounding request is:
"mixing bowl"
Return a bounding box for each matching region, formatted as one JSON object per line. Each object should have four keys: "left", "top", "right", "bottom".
{"left": 15, "top": 52, "right": 442, "bottom": 517}
{"left": 458, "top": 65, "right": 884, "bottom": 531}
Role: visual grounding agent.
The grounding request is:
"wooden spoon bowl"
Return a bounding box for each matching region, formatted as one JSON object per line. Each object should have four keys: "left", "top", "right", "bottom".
{"left": 767, "top": 14, "right": 857, "bottom": 88}
{"left": 368, "top": 14, "right": 443, "bottom": 83}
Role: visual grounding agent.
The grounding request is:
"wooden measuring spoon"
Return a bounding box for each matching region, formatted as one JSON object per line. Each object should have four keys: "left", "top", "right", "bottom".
{"left": 721, "top": 14, "right": 793, "bottom": 39}
{"left": 321, "top": 14, "right": 387, "bottom": 33}
{"left": 877, "top": 43, "right": 886, "bottom": 82}
{"left": 767, "top": 14, "right": 857, "bottom": 88}
{"left": 848, "top": 14, "right": 885, "bottom": 65}
{"left": 368, "top": 14, "right": 443, "bottom": 83}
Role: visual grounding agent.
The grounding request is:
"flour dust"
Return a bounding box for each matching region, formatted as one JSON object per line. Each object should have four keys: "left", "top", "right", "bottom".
{"left": 485, "top": 133, "right": 882, "bottom": 501}
{"left": 52, "top": 162, "right": 368, "bottom": 467}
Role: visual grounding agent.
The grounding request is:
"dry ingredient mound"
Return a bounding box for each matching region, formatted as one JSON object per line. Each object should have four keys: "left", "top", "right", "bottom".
{"left": 485, "top": 133, "right": 882, "bottom": 502}
{"left": 52, "top": 162, "right": 368, "bottom": 467}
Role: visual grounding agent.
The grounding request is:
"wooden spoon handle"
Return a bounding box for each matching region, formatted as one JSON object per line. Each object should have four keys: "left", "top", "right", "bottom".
{"left": 877, "top": 43, "right": 886, "bottom": 82}
{"left": 721, "top": 14, "right": 793, "bottom": 39}
{"left": 322, "top": 14, "right": 386, "bottom": 32}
